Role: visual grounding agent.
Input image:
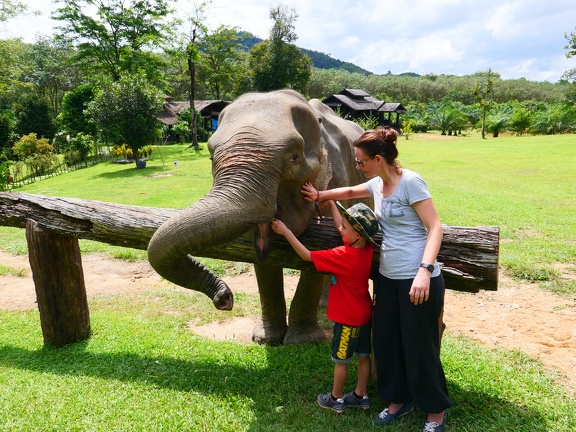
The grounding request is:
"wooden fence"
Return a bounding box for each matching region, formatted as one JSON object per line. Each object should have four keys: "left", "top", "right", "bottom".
{"left": 0, "top": 192, "right": 499, "bottom": 347}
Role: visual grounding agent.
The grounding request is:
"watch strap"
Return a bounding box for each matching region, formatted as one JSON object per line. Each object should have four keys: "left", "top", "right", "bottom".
{"left": 420, "top": 263, "right": 434, "bottom": 272}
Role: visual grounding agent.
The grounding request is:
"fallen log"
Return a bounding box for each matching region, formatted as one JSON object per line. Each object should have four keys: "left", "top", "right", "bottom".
{"left": 0, "top": 192, "right": 499, "bottom": 293}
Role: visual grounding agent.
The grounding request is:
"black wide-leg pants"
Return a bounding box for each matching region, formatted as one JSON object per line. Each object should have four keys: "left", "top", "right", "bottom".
{"left": 373, "top": 274, "right": 453, "bottom": 414}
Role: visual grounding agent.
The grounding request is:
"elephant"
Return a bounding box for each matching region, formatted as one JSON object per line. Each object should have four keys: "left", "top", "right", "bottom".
{"left": 147, "top": 89, "right": 370, "bottom": 346}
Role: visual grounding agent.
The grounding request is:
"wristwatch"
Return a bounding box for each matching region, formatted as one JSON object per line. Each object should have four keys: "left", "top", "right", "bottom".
{"left": 420, "top": 263, "right": 434, "bottom": 273}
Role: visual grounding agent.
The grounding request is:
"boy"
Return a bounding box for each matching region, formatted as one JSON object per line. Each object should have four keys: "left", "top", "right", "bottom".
{"left": 271, "top": 200, "right": 379, "bottom": 414}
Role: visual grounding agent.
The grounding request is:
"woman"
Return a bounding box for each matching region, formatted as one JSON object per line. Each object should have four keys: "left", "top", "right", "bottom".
{"left": 302, "top": 128, "right": 452, "bottom": 432}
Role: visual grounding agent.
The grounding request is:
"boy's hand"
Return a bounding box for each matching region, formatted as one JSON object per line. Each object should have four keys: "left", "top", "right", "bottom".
{"left": 271, "top": 219, "right": 289, "bottom": 236}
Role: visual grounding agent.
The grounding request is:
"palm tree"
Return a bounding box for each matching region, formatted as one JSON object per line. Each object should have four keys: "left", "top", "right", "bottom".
{"left": 507, "top": 106, "right": 532, "bottom": 136}
{"left": 484, "top": 104, "right": 512, "bottom": 137}
{"left": 426, "top": 101, "right": 468, "bottom": 135}
{"left": 530, "top": 103, "right": 576, "bottom": 134}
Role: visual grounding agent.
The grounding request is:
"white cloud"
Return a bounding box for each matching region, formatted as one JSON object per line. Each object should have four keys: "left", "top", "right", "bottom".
{"left": 2, "top": 0, "right": 575, "bottom": 82}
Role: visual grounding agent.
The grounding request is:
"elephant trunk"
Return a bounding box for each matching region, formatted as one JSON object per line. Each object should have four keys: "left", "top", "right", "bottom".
{"left": 147, "top": 186, "right": 276, "bottom": 310}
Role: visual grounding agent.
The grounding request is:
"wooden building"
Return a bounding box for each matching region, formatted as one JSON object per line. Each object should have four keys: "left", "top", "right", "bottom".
{"left": 156, "top": 99, "right": 230, "bottom": 141}
{"left": 322, "top": 89, "right": 406, "bottom": 131}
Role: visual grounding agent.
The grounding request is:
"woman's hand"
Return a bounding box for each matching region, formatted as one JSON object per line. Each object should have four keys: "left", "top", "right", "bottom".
{"left": 301, "top": 182, "right": 319, "bottom": 202}
{"left": 409, "top": 269, "right": 431, "bottom": 305}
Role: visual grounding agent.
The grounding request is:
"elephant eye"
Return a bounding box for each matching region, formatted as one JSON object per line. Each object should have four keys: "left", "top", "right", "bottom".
{"left": 290, "top": 154, "right": 299, "bottom": 162}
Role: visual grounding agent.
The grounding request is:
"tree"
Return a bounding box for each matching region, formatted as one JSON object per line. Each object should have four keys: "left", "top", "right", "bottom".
{"left": 0, "top": 0, "right": 26, "bottom": 22}
{"left": 12, "top": 132, "right": 58, "bottom": 177}
{"left": 426, "top": 101, "right": 468, "bottom": 135}
{"left": 530, "top": 103, "right": 576, "bottom": 135}
{"left": 21, "top": 36, "right": 82, "bottom": 118}
{"left": 198, "top": 25, "right": 246, "bottom": 99}
{"left": 172, "top": 107, "right": 208, "bottom": 142}
{"left": 62, "top": 132, "right": 94, "bottom": 166}
{"left": 0, "top": 110, "right": 17, "bottom": 157}
{"left": 0, "top": 38, "right": 34, "bottom": 106}
{"left": 562, "top": 27, "right": 576, "bottom": 82}
{"left": 507, "top": 106, "right": 532, "bottom": 136}
{"left": 248, "top": 5, "right": 312, "bottom": 93}
{"left": 15, "top": 96, "right": 56, "bottom": 140}
{"left": 57, "top": 84, "right": 97, "bottom": 137}
{"left": 473, "top": 69, "right": 495, "bottom": 139}
{"left": 52, "top": 0, "right": 174, "bottom": 82}
{"left": 484, "top": 104, "right": 512, "bottom": 138}
{"left": 165, "top": 0, "right": 210, "bottom": 149}
{"left": 403, "top": 104, "right": 429, "bottom": 132}
{"left": 86, "top": 75, "right": 163, "bottom": 164}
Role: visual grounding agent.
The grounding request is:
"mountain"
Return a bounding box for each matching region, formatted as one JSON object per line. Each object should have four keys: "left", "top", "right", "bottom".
{"left": 237, "top": 32, "right": 373, "bottom": 76}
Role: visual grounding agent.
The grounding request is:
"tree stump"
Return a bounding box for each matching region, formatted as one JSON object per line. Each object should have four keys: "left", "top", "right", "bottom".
{"left": 25, "top": 219, "right": 91, "bottom": 347}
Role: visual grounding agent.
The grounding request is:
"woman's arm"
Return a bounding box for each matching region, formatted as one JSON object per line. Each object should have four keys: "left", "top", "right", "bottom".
{"left": 409, "top": 198, "right": 443, "bottom": 305}
{"left": 301, "top": 181, "right": 370, "bottom": 203}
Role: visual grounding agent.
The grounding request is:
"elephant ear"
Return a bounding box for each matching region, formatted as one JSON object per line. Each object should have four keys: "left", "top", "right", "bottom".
{"left": 308, "top": 98, "right": 368, "bottom": 209}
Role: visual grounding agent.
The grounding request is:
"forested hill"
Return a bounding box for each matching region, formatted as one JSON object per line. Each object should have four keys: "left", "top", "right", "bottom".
{"left": 238, "top": 32, "right": 372, "bottom": 75}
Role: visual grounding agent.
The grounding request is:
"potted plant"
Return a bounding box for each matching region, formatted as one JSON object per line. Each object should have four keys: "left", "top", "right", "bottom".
{"left": 135, "top": 148, "right": 146, "bottom": 168}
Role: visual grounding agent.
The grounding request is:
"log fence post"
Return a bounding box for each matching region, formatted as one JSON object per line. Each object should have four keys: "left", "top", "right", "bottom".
{"left": 25, "top": 219, "right": 91, "bottom": 347}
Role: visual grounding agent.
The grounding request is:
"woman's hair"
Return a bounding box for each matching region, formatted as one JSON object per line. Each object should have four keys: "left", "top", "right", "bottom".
{"left": 353, "top": 127, "right": 399, "bottom": 166}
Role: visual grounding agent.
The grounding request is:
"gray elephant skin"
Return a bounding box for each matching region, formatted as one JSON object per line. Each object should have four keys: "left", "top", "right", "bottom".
{"left": 147, "top": 89, "right": 369, "bottom": 346}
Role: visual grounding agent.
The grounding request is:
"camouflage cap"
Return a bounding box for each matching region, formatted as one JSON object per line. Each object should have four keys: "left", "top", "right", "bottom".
{"left": 336, "top": 201, "right": 380, "bottom": 245}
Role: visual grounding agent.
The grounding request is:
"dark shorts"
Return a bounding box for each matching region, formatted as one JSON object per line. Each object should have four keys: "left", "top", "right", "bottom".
{"left": 331, "top": 321, "right": 372, "bottom": 364}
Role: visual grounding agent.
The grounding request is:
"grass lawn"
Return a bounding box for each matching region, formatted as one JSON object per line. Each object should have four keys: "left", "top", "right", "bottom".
{"left": 1, "top": 133, "right": 575, "bottom": 430}
{"left": 1, "top": 290, "right": 575, "bottom": 431}
{"left": 402, "top": 132, "right": 576, "bottom": 296}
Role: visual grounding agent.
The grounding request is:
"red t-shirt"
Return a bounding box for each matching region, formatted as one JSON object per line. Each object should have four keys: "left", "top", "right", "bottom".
{"left": 310, "top": 243, "right": 373, "bottom": 327}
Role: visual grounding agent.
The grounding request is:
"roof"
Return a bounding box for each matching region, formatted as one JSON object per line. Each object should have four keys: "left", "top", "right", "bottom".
{"left": 340, "top": 88, "right": 370, "bottom": 97}
{"left": 378, "top": 102, "right": 407, "bottom": 114}
{"left": 322, "top": 89, "right": 406, "bottom": 113}
{"left": 157, "top": 100, "right": 230, "bottom": 125}
{"left": 323, "top": 94, "right": 380, "bottom": 111}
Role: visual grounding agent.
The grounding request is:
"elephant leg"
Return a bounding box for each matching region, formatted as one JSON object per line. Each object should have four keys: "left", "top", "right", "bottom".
{"left": 252, "top": 263, "right": 288, "bottom": 346}
{"left": 284, "top": 270, "right": 329, "bottom": 345}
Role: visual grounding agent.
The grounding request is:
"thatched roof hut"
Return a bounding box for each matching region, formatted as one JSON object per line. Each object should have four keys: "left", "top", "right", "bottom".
{"left": 323, "top": 89, "right": 406, "bottom": 130}
{"left": 157, "top": 100, "right": 230, "bottom": 127}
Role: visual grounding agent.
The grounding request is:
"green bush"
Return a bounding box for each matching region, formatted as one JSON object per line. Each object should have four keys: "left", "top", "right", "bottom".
{"left": 12, "top": 133, "right": 58, "bottom": 177}
{"left": 352, "top": 113, "right": 380, "bottom": 130}
{"left": 63, "top": 150, "right": 82, "bottom": 166}
{"left": 64, "top": 133, "right": 94, "bottom": 164}
{"left": 0, "top": 160, "right": 12, "bottom": 191}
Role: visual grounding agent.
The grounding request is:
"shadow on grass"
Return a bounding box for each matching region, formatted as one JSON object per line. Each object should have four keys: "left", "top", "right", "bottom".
{"left": 0, "top": 342, "right": 553, "bottom": 431}
{"left": 92, "top": 163, "right": 170, "bottom": 180}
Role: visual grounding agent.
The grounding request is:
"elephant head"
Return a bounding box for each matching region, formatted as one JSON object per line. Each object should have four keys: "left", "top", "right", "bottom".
{"left": 147, "top": 90, "right": 334, "bottom": 310}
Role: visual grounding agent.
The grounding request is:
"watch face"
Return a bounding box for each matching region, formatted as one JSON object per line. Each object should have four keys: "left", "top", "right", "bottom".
{"left": 421, "top": 263, "right": 434, "bottom": 272}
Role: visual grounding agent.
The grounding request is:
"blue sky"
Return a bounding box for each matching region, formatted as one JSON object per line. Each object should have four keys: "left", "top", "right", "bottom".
{"left": 2, "top": 0, "right": 575, "bottom": 83}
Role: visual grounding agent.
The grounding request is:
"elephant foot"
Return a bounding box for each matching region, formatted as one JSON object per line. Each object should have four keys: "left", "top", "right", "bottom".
{"left": 283, "top": 324, "right": 329, "bottom": 345}
{"left": 252, "top": 319, "right": 288, "bottom": 346}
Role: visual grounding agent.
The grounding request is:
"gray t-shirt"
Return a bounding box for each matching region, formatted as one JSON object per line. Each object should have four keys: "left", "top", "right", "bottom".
{"left": 365, "top": 169, "right": 440, "bottom": 279}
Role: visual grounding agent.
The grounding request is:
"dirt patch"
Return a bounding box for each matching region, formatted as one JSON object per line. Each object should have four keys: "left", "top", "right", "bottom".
{"left": 149, "top": 173, "right": 174, "bottom": 178}
{"left": 1, "top": 249, "right": 574, "bottom": 396}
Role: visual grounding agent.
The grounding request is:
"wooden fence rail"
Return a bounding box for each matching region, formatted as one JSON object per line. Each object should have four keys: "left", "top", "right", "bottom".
{"left": 0, "top": 192, "right": 499, "bottom": 346}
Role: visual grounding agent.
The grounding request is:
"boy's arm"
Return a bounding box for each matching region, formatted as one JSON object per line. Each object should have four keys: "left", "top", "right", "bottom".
{"left": 271, "top": 220, "right": 312, "bottom": 261}
{"left": 327, "top": 200, "right": 342, "bottom": 230}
